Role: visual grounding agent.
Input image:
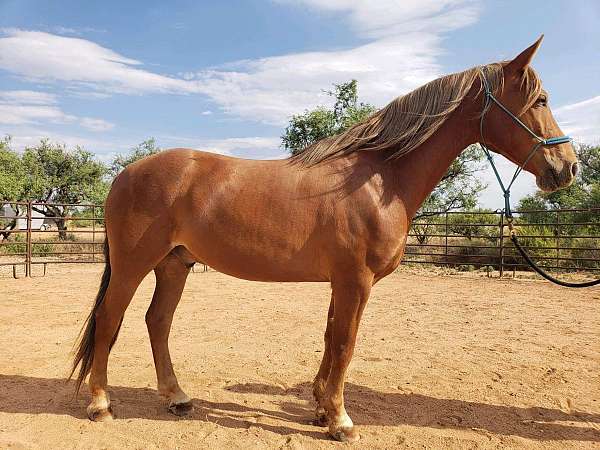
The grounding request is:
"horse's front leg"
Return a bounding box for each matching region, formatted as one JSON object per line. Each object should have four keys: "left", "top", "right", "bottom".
{"left": 322, "top": 272, "right": 372, "bottom": 442}
{"left": 313, "top": 293, "right": 334, "bottom": 426}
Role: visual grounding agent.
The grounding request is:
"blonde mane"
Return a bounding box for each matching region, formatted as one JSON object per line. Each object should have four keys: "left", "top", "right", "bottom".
{"left": 291, "top": 63, "right": 542, "bottom": 166}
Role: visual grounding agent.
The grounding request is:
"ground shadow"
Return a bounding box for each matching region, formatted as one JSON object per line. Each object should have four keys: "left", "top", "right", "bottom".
{"left": 1, "top": 374, "right": 598, "bottom": 442}
{"left": 0, "top": 374, "right": 323, "bottom": 439}
{"left": 228, "top": 381, "right": 600, "bottom": 442}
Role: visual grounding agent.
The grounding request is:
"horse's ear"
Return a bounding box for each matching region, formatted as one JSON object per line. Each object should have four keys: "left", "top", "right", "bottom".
{"left": 505, "top": 35, "right": 544, "bottom": 76}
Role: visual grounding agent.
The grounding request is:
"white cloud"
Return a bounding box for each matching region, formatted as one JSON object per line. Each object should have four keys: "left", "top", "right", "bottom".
{"left": 200, "top": 110, "right": 213, "bottom": 115}
{"left": 52, "top": 26, "right": 80, "bottom": 36}
{"left": 5, "top": 127, "right": 127, "bottom": 154}
{"left": 201, "top": 136, "right": 280, "bottom": 154}
{"left": 187, "top": 0, "right": 480, "bottom": 124}
{"left": 276, "top": 0, "right": 480, "bottom": 38}
{"left": 0, "top": 104, "right": 76, "bottom": 125}
{"left": 49, "top": 25, "right": 107, "bottom": 36}
{"left": 156, "top": 135, "right": 280, "bottom": 156}
{"left": 0, "top": 29, "right": 197, "bottom": 95}
{"left": 0, "top": 92, "right": 277, "bottom": 157}
{"left": 80, "top": 117, "right": 115, "bottom": 131}
{"left": 191, "top": 34, "right": 443, "bottom": 125}
{"left": 555, "top": 95, "right": 600, "bottom": 145}
{"left": 0, "top": 89, "right": 114, "bottom": 132}
{"left": 0, "top": 1, "right": 480, "bottom": 125}
{"left": 1, "top": 29, "right": 443, "bottom": 126}
{"left": 5, "top": 131, "right": 266, "bottom": 160}
{"left": 0, "top": 90, "right": 75, "bottom": 125}
{"left": 0, "top": 90, "right": 57, "bottom": 105}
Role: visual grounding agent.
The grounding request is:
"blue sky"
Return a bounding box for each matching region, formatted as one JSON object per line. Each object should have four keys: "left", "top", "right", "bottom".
{"left": 1, "top": 0, "right": 599, "bottom": 207}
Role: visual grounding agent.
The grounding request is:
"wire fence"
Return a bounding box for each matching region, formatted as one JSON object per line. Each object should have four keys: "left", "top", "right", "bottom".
{"left": 1, "top": 201, "right": 599, "bottom": 278}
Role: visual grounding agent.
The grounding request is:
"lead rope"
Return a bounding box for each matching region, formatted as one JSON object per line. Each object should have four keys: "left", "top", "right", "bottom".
{"left": 478, "top": 71, "right": 600, "bottom": 287}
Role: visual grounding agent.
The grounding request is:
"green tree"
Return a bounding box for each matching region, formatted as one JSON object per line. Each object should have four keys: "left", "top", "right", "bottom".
{"left": 0, "top": 136, "right": 26, "bottom": 201}
{"left": 282, "top": 80, "right": 377, "bottom": 155}
{"left": 282, "top": 80, "right": 486, "bottom": 217}
{"left": 21, "top": 139, "right": 108, "bottom": 239}
{"left": 517, "top": 194, "right": 552, "bottom": 225}
{"left": 0, "top": 136, "right": 27, "bottom": 239}
{"left": 111, "top": 138, "right": 161, "bottom": 176}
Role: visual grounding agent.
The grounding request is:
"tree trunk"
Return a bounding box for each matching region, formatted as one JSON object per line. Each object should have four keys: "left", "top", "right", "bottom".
{"left": 0, "top": 218, "right": 16, "bottom": 241}
{"left": 32, "top": 205, "right": 69, "bottom": 240}
{"left": 56, "top": 218, "right": 68, "bottom": 240}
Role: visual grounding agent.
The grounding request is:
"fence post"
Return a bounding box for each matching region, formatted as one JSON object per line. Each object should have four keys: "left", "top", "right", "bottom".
{"left": 92, "top": 205, "right": 96, "bottom": 263}
{"left": 555, "top": 210, "right": 560, "bottom": 271}
{"left": 499, "top": 212, "right": 505, "bottom": 278}
{"left": 25, "top": 201, "right": 32, "bottom": 277}
{"left": 444, "top": 212, "right": 448, "bottom": 258}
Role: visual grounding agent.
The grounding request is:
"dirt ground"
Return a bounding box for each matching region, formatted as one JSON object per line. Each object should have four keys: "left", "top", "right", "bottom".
{"left": 0, "top": 264, "right": 599, "bottom": 449}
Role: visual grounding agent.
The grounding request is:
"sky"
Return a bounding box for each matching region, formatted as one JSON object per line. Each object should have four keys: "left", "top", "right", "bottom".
{"left": 0, "top": 0, "right": 598, "bottom": 208}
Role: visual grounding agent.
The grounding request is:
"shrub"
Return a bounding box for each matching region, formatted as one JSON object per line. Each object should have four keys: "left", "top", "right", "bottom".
{"left": 71, "top": 207, "right": 104, "bottom": 228}
{"left": 0, "top": 233, "right": 26, "bottom": 255}
{"left": 447, "top": 211, "right": 499, "bottom": 242}
{"left": 31, "top": 242, "right": 53, "bottom": 257}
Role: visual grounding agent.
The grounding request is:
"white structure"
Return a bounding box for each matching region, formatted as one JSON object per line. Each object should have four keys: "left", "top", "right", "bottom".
{"left": 1, "top": 204, "right": 49, "bottom": 230}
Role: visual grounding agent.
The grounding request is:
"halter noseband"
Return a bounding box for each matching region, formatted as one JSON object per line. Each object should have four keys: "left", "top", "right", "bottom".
{"left": 478, "top": 70, "right": 572, "bottom": 218}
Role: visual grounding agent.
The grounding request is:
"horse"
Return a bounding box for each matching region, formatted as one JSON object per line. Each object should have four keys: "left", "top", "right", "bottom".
{"left": 70, "top": 36, "right": 578, "bottom": 442}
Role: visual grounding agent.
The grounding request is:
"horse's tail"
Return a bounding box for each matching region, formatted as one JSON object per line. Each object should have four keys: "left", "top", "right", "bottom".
{"left": 69, "top": 236, "right": 114, "bottom": 394}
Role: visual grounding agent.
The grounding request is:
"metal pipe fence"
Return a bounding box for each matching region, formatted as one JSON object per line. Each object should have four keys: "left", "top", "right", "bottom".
{"left": 0, "top": 201, "right": 105, "bottom": 277}
{"left": 404, "top": 207, "right": 600, "bottom": 276}
{"left": 1, "top": 202, "right": 599, "bottom": 278}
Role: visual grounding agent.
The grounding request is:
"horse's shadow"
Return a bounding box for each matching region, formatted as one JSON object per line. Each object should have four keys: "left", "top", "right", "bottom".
{"left": 1, "top": 374, "right": 599, "bottom": 442}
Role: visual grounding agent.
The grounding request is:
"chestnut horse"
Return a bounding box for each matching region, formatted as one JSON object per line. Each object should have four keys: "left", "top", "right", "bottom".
{"left": 71, "top": 37, "right": 578, "bottom": 442}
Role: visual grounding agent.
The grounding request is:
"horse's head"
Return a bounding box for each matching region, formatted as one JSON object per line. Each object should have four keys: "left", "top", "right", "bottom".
{"left": 481, "top": 36, "right": 578, "bottom": 192}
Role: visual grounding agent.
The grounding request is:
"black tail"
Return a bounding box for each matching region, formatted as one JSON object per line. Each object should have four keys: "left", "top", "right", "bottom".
{"left": 69, "top": 237, "right": 120, "bottom": 394}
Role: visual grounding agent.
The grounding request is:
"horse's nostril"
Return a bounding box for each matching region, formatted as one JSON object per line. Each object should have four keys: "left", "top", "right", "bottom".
{"left": 571, "top": 162, "right": 579, "bottom": 177}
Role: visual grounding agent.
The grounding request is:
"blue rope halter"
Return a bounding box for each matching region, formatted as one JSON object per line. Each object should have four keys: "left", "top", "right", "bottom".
{"left": 477, "top": 70, "right": 572, "bottom": 219}
{"left": 477, "top": 72, "right": 600, "bottom": 287}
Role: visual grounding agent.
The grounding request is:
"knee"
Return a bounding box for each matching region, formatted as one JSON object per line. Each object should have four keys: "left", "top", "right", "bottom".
{"left": 333, "top": 343, "right": 353, "bottom": 360}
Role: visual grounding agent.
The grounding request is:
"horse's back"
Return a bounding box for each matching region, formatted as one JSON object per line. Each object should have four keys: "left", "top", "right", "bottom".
{"left": 107, "top": 148, "right": 244, "bottom": 211}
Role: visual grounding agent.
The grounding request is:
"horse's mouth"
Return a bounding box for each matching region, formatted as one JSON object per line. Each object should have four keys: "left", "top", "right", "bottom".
{"left": 536, "top": 167, "right": 573, "bottom": 192}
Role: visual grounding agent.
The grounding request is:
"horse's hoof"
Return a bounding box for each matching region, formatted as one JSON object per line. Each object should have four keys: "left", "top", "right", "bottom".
{"left": 329, "top": 426, "right": 360, "bottom": 443}
{"left": 87, "top": 405, "right": 114, "bottom": 422}
{"left": 312, "top": 407, "right": 329, "bottom": 427}
{"left": 168, "top": 400, "right": 194, "bottom": 416}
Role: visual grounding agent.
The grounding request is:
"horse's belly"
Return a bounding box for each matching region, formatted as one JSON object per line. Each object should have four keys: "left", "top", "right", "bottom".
{"left": 180, "top": 226, "right": 330, "bottom": 282}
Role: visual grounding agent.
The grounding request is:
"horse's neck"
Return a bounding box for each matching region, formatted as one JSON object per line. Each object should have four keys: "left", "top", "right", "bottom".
{"left": 386, "top": 104, "right": 479, "bottom": 219}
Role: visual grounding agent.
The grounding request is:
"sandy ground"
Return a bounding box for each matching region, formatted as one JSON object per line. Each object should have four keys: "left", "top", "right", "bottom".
{"left": 0, "top": 264, "right": 599, "bottom": 449}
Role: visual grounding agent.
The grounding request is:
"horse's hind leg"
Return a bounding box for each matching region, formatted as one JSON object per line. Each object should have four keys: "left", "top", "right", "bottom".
{"left": 86, "top": 242, "right": 171, "bottom": 421}
{"left": 87, "top": 270, "right": 145, "bottom": 421}
{"left": 145, "top": 251, "right": 193, "bottom": 416}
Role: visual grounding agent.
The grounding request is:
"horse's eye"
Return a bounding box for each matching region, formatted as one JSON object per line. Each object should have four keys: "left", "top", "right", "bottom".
{"left": 536, "top": 96, "right": 548, "bottom": 107}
